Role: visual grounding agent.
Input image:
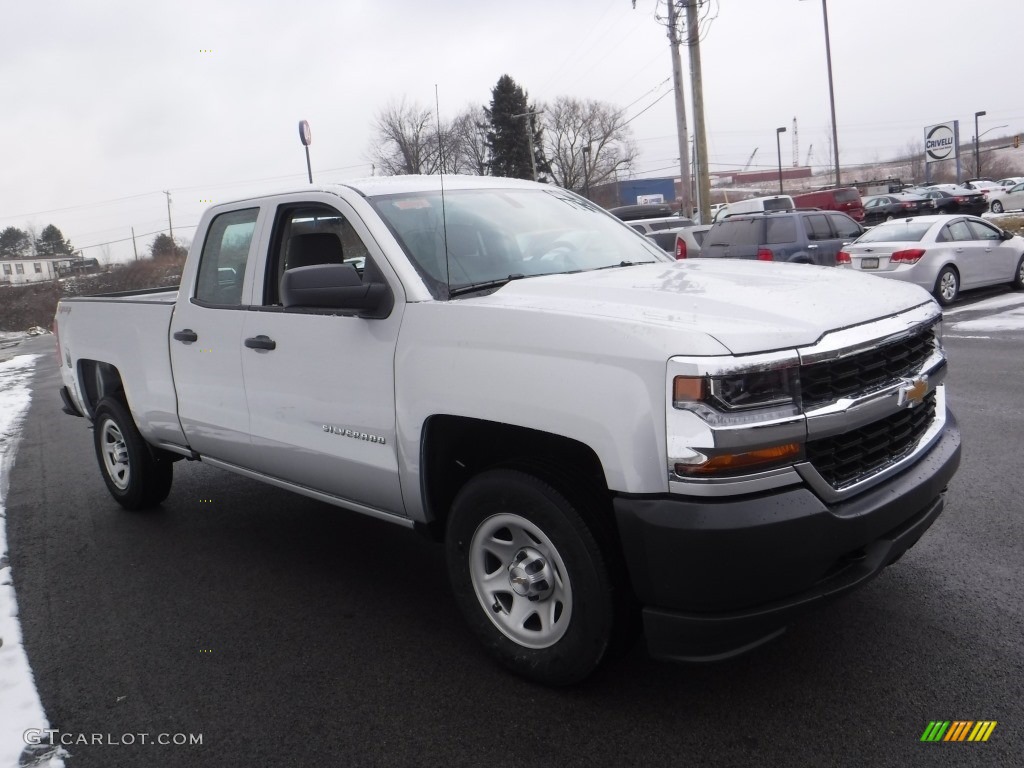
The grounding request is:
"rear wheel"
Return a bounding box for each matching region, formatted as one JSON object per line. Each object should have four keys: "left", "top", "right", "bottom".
{"left": 885, "top": 214, "right": 895, "bottom": 221}
{"left": 1013, "top": 254, "right": 1024, "bottom": 289}
{"left": 934, "top": 266, "right": 960, "bottom": 306}
{"left": 991, "top": 200, "right": 1004, "bottom": 214}
{"left": 93, "top": 397, "right": 173, "bottom": 510}
{"left": 445, "top": 469, "right": 620, "bottom": 686}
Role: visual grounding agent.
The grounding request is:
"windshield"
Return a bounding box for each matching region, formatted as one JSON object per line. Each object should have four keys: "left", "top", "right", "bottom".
{"left": 855, "top": 220, "right": 931, "bottom": 243}
{"left": 369, "top": 187, "right": 668, "bottom": 298}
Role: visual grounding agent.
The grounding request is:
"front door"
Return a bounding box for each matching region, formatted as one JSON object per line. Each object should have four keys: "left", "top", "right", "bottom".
{"left": 239, "top": 198, "right": 406, "bottom": 515}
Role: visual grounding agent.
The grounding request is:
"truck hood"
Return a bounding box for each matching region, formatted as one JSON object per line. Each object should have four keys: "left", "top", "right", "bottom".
{"left": 469, "top": 260, "right": 934, "bottom": 355}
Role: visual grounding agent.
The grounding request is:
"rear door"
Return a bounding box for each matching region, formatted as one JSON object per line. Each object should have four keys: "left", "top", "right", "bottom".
{"left": 238, "top": 194, "right": 406, "bottom": 514}
{"left": 965, "top": 218, "right": 1019, "bottom": 286}
{"left": 803, "top": 213, "right": 838, "bottom": 265}
{"left": 701, "top": 218, "right": 761, "bottom": 259}
{"left": 170, "top": 205, "right": 264, "bottom": 463}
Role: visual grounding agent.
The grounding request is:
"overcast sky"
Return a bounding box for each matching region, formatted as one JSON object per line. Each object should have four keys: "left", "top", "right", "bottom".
{"left": 3, "top": 0, "right": 1023, "bottom": 263}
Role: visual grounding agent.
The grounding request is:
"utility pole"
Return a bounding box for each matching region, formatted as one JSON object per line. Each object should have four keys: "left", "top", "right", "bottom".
{"left": 666, "top": 1, "right": 692, "bottom": 216}
{"left": 163, "top": 191, "right": 174, "bottom": 246}
{"left": 820, "top": 0, "right": 841, "bottom": 186}
{"left": 685, "top": 0, "right": 711, "bottom": 223}
{"left": 131, "top": 227, "right": 138, "bottom": 260}
{"left": 512, "top": 110, "right": 544, "bottom": 181}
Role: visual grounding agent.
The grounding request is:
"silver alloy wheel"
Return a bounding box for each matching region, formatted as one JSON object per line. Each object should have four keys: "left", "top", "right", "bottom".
{"left": 939, "top": 271, "right": 958, "bottom": 302}
{"left": 992, "top": 201, "right": 1004, "bottom": 213}
{"left": 468, "top": 512, "right": 573, "bottom": 649}
{"left": 1018, "top": 258, "right": 1024, "bottom": 285}
{"left": 100, "top": 418, "right": 131, "bottom": 490}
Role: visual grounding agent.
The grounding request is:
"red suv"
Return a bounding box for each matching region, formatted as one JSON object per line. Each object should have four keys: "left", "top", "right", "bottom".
{"left": 792, "top": 187, "right": 865, "bottom": 222}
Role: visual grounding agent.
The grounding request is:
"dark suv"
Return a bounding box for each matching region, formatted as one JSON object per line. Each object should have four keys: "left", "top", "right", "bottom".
{"left": 700, "top": 209, "right": 864, "bottom": 266}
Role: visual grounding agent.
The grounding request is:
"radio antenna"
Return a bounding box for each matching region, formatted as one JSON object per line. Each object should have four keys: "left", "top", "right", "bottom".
{"left": 436, "top": 83, "right": 450, "bottom": 295}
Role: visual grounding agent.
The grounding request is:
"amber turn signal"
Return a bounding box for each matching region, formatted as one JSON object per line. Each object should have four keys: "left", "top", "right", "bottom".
{"left": 674, "top": 442, "right": 802, "bottom": 476}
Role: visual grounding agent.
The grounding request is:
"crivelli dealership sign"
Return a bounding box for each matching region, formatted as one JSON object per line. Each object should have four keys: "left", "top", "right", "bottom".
{"left": 924, "top": 121, "right": 959, "bottom": 164}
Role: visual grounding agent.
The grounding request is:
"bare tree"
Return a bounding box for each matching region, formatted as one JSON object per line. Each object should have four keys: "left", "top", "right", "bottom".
{"left": 449, "top": 105, "right": 489, "bottom": 176}
{"left": 369, "top": 99, "right": 439, "bottom": 175}
{"left": 541, "top": 97, "right": 637, "bottom": 194}
{"left": 894, "top": 138, "right": 925, "bottom": 183}
{"left": 368, "top": 99, "right": 490, "bottom": 176}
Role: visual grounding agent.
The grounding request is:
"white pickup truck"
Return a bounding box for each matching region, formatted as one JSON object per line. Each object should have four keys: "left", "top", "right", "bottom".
{"left": 54, "top": 175, "right": 961, "bottom": 685}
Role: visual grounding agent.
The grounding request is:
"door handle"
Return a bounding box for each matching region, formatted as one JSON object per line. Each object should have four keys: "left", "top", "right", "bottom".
{"left": 807, "top": 244, "right": 819, "bottom": 249}
{"left": 954, "top": 248, "right": 963, "bottom": 253}
{"left": 244, "top": 335, "right": 277, "bottom": 351}
{"left": 173, "top": 329, "right": 198, "bottom": 343}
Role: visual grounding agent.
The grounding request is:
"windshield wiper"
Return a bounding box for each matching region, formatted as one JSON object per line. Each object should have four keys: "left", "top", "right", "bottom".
{"left": 447, "top": 273, "right": 526, "bottom": 298}
{"left": 593, "top": 260, "right": 657, "bottom": 271}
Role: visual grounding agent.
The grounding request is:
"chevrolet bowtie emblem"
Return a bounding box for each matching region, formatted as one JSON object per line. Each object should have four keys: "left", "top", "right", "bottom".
{"left": 897, "top": 376, "right": 929, "bottom": 408}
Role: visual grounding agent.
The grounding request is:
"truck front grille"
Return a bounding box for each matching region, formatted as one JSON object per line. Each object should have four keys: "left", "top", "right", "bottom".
{"left": 801, "top": 327, "right": 936, "bottom": 408}
{"left": 806, "top": 391, "right": 936, "bottom": 489}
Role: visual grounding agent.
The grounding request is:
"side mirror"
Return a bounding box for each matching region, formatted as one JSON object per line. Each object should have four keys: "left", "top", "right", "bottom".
{"left": 1001, "top": 229, "right": 1015, "bottom": 241}
{"left": 281, "top": 262, "right": 391, "bottom": 317}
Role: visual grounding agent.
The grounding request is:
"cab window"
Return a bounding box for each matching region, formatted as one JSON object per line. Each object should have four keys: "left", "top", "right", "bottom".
{"left": 194, "top": 208, "right": 259, "bottom": 306}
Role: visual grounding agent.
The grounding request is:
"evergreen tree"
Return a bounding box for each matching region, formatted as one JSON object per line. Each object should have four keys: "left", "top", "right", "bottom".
{"left": 149, "top": 233, "right": 187, "bottom": 260}
{"left": 0, "top": 226, "right": 33, "bottom": 258}
{"left": 35, "top": 224, "right": 75, "bottom": 257}
{"left": 485, "top": 75, "right": 547, "bottom": 180}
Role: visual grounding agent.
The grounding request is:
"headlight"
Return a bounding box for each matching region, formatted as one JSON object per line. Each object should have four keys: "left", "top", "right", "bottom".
{"left": 673, "top": 368, "right": 800, "bottom": 424}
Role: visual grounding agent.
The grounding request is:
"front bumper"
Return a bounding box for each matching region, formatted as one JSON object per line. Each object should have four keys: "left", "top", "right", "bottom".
{"left": 613, "top": 409, "right": 961, "bottom": 662}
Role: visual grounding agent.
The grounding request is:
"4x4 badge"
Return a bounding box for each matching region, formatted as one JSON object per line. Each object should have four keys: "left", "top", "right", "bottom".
{"left": 897, "top": 376, "right": 929, "bottom": 408}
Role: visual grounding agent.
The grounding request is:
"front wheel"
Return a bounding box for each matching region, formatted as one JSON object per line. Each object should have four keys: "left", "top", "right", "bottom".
{"left": 991, "top": 200, "right": 1004, "bottom": 214}
{"left": 934, "top": 266, "right": 960, "bottom": 306}
{"left": 93, "top": 397, "right": 173, "bottom": 510}
{"left": 445, "top": 469, "right": 618, "bottom": 686}
{"left": 1013, "top": 254, "right": 1024, "bottom": 289}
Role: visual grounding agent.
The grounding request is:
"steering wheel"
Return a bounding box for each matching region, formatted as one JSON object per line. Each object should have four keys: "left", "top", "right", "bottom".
{"left": 535, "top": 239, "right": 582, "bottom": 269}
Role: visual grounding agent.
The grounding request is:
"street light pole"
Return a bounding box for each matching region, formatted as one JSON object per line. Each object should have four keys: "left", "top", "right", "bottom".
{"left": 974, "top": 110, "right": 987, "bottom": 177}
{"left": 776, "top": 127, "right": 787, "bottom": 194}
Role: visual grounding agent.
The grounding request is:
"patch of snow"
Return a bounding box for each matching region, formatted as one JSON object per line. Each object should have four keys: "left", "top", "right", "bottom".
{"left": 943, "top": 293, "right": 1024, "bottom": 315}
{"left": 0, "top": 355, "right": 65, "bottom": 767}
{"left": 950, "top": 305, "right": 1024, "bottom": 332}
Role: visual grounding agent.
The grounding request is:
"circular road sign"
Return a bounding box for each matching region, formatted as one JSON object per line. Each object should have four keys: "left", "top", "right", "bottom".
{"left": 298, "top": 120, "right": 312, "bottom": 147}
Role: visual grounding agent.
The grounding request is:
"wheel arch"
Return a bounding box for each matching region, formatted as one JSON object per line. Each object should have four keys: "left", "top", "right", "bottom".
{"left": 77, "top": 359, "right": 127, "bottom": 418}
{"left": 418, "top": 415, "right": 610, "bottom": 541}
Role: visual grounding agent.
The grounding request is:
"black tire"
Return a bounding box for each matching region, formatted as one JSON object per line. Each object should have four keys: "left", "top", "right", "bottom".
{"left": 934, "top": 266, "right": 960, "bottom": 306}
{"left": 93, "top": 397, "right": 173, "bottom": 510}
{"left": 1013, "top": 254, "right": 1024, "bottom": 290}
{"left": 991, "top": 200, "right": 1004, "bottom": 214}
{"left": 445, "top": 469, "right": 619, "bottom": 686}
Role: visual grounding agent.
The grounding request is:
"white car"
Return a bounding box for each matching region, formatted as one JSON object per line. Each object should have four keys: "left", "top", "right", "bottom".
{"left": 838, "top": 214, "right": 1024, "bottom": 305}
{"left": 988, "top": 182, "right": 1024, "bottom": 213}
{"left": 995, "top": 176, "right": 1024, "bottom": 191}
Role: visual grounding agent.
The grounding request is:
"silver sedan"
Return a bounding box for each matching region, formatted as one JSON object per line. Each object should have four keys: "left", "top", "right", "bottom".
{"left": 837, "top": 215, "right": 1024, "bottom": 306}
{"left": 988, "top": 182, "right": 1024, "bottom": 213}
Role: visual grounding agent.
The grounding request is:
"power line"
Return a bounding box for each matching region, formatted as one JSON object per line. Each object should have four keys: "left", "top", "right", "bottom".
{"left": 76, "top": 223, "right": 198, "bottom": 253}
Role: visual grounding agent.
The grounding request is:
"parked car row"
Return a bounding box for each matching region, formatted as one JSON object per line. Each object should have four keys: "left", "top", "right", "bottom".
{"left": 627, "top": 203, "right": 1024, "bottom": 307}
{"left": 838, "top": 215, "right": 1024, "bottom": 305}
